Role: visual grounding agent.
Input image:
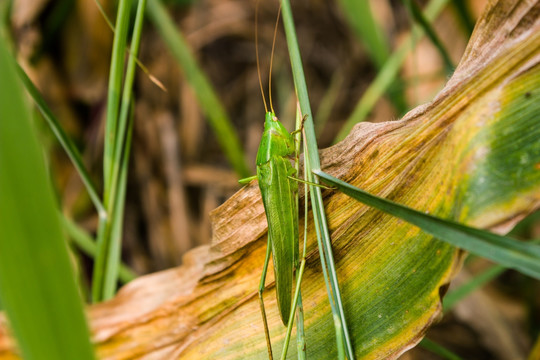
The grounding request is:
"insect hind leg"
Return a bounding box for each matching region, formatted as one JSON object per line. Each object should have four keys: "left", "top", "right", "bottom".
{"left": 288, "top": 175, "right": 336, "bottom": 190}
{"left": 259, "top": 236, "right": 274, "bottom": 359}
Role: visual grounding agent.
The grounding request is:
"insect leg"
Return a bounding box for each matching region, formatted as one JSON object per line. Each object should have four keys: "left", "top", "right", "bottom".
{"left": 288, "top": 175, "right": 336, "bottom": 190}
{"left": 279, "top": 177, "right": 309, "bottom": 360}
{"left": 238, "top": 175, "right": 258, "bottom": 185}
{"left": 290, "top": 114, "right": 308, "bottom": 136}
{"left": 259, "top": 236, "right": 274, "bottom": 360}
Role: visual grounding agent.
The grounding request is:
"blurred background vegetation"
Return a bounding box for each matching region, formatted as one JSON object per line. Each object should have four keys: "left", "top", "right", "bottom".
{"left": 1, "top": 0, "right": 539, "bottom": 358}
{"left": 10, "top": 0, "right": 478, "bottom": 270}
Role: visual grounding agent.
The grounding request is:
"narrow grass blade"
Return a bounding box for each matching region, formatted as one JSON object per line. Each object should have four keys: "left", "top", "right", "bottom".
{"left": 103, "top": 0, "right": 131, "bottom": 191}
{"left": 334, "top": 0, "right": 449, "bottom": 143}
{"left": 404, "top": 0, "right": 454, "bottom": 74}
{"left": 147, "top": 0, "right": 250, "bottom": 178}
{"left": 508, "top": 211, "right": 540, "bottom": 238}
{"left": 337, "top": 0, "right": 389, "bottom": 68}
{"left": 443, "top": 265, "right": 505, "bottom": 311}
{"left": 104, "top": 110, "right": 134, "bottom": 299}
{"left": 16, "top": 64, "right": 105, "bottom": 216}
{"left": 337, "top": 0, "right": 407, "bottom": 113}
{"left": 280, "top": 259, "right": 305, "bottom": 360}
{"left": 93, "top": 0, "right": 133, "bottom": 302}
{"left": 0, "top": 35, "right": 95, "bottom": 360}
{"left": 295, "top": 107, "right": 307, "bottom": 360}
{"left": 102, "top": 0, "right": 146, "bottom": 300}
{"left": 314, "top": 170, "right": 540, "bottom": 280}
{"left": 110, "top": 0, "right": 146, "bottom": 206}
{"left": 333, "top": 313, "right": 346, "bottom": 360}
{"left": 93, "top": 216, "right": 111, "bottom": 302}
{"left": 61, "top": 216, "right": 136, "bottom": 284}
{"left": 280, "top": 0, "right": 355, "bottom": 358}
{"left": 443, "top": 238, "right": 540, "bottom": 311}
{"left": 420, "top": 338, "right": 463, "bottom": 360}
{"left": 314, "top": 71, "right": 343, "bottom": 136}
{"left": 451, "top": 0, "right": 475, "bottom": 35}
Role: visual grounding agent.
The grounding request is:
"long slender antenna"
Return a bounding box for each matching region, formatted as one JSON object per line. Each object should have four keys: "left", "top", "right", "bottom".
{"left": 268, "top": 5, "right": 282, "bottom": 115}
{"left": 255, "top": 0, "right": 268, "bottom": 113}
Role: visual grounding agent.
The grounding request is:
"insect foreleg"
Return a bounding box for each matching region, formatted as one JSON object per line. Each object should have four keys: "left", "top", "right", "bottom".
{"left": 238, "top": 175, "right": 258, "bottom": 185}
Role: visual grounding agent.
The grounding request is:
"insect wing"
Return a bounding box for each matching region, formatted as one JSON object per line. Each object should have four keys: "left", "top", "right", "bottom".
{"left": 257, "top": 155, "right": 298, "bottom": 325}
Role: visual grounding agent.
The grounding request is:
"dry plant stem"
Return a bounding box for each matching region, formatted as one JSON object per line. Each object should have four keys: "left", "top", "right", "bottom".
{"left": 0, "top": 0, "right": 539, "bottom": 359}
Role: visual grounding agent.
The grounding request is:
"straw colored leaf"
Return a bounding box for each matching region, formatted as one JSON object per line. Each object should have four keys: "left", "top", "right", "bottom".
{"left": 0, "top": 0, "right": 539, "bottom": 359}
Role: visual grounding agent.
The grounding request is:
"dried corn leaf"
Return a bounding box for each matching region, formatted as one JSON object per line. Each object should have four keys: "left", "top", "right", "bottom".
{"left": 0, "top": 0, "right": 539, "bottom": 359}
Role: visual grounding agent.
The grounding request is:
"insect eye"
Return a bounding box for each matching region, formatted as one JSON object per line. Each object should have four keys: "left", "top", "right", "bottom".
{"left": 272, "top": 116, "right": 278, "bottom": 122}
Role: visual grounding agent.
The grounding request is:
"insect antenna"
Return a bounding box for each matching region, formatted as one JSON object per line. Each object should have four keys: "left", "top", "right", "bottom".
{"left": 255, "top": 0, "right": 268, "bottom": 113}
{"left": 268, "top": 5, "right": 282, "bottom": 115}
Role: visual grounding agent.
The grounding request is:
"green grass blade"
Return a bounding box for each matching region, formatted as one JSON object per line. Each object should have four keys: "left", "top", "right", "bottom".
{"left": 147, "top": 0, "right": 249, "bottom": 178}
{"left": 404, "top": 0, "right": 454, "bottom": 74}
{"left": 314, "top": 170, "right": 540, "bottom": 280}
{"left": 296, "top": 107, "right": 307, "bottom": 360}
{"left": 280, "top": 260, "right": 305, "bottom": 360}
{"left": 61, "top": 216, "right": 136, "bottom": 284}
{"left": 337, "top": 0, "right": 407, "bottom": 113}
{"left": 15, "top": 64, "right": 105, "bottom": 216}
{"left": 508, "top": 211, "right": 540, "bottom": 238}
{"left": 103, "top": 0, "right": 131, "bottom": 192}
{"left": 104, "top": 110, "right": 134, "bottom": 299}
{"left": 280, "top": 0, "right": 355, "bottom": 358}
{"left": 110, "top": 0, "right": 146, "bottom": 202}
{"left": 93, "top": 215, "right": 111, "bottom": 302}
{"left": 443, "top": 265, "right": 505, "bottom": 311}
{"left": 334, "top": 0, "right": 449, "bottom": 143}
{"left": 93, "top": 0, "right": 133, "bottom": 303}
{"left": 314, "top": 71, "right": 343, "bottom": 136}
{"left": 419, "top": 338, "right": 463, "bottom": 360}
{"left": 337, "top": 0, "right": 389, "bottom": 69}
{"left": 443, "top": 238, "right": 540, "bottom": 311}
{"left": 333, "top": 313, "right": 346, "bottom": 360}
{"left": 451, "top": 0, "right": 475, "bottom": 35}
{"left": 95, "top": 0, "right": 146, "bottom": 301}
{"left": 0, "top": 34, "right": 95, "bottom": 360}
{"left": 101, "top": 0, "right": 146, "bottom": 300}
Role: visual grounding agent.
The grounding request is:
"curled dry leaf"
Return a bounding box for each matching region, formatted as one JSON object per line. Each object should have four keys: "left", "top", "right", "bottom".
{"left": 1, "top": 0, "right": 540, "bottom": 359}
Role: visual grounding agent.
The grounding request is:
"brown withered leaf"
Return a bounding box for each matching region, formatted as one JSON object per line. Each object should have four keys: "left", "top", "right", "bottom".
{"left": 1, "top": 0, "right": 539, "bottom": 359}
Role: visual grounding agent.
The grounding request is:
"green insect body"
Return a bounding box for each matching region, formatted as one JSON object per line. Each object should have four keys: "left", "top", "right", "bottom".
{"left": 256, "top": 111, "right": 299, "bottom": 325}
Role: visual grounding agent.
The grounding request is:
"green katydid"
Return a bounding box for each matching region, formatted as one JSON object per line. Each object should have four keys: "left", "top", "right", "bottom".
{"left": 239, "top": 113, "right": 303, "bottom": 358}
{"left": 238, "top": 5, "right": 310, "bottom": 359}
{"left": 240, "top": 1, "right": 356, "bottom": 359}
{"left": 248, "top": 105, "right": 328, "bottom": 360}
{"left": 255, "top": 109, "right": 300, "bottom": 356}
